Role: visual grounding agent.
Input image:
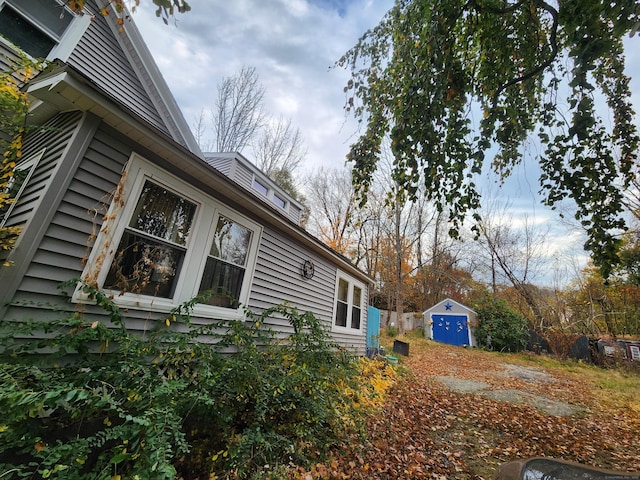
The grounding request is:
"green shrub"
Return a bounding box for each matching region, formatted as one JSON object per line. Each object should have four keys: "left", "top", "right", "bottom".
{"left": 385, "top": 324, "right": 398, "bottom": 337}
{"left": 474, "top": 297, "right": 528, "bottom": 352}
{"left": 0, "top": 283, "right": 362, "bottom": 479}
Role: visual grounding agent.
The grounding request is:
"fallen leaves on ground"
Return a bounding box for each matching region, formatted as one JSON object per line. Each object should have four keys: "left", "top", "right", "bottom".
{"left": 292, "top": 340, "right": 640, "bottom": 479}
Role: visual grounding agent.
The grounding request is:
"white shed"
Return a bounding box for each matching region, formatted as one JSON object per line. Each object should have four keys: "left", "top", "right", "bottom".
{"left": 423, "top": 298, "right": 477, "bottom": 347}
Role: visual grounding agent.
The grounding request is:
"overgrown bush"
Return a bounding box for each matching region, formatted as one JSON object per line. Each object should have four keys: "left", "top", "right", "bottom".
{"left": 0, "top": 283, "right": 375, "bottom": 479}
{"left": 474, "top": 297, "right": 528, "bottom": 352}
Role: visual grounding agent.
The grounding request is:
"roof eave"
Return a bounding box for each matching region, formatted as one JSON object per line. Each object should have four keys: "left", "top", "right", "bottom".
{"left": 26, "top": 66, "right": 372, "bottom": 285}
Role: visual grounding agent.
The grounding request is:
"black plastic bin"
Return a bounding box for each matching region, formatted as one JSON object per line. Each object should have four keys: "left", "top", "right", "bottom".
{"left": 393, "top": 340, "right": 410, "bottom": 356}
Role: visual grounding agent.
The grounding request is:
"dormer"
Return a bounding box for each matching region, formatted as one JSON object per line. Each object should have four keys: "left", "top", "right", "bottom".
{"left": 204, "top": 152, "right": 305, "bottom": 226}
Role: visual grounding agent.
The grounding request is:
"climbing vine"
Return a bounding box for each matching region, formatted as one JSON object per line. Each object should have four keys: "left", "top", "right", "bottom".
{"left": 0, "top": 56, "right": 39, "bottom": 264}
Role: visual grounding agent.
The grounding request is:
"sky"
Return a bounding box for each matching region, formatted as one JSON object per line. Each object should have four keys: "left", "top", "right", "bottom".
{"left": 133, "top": 0, "right": 391, "bottom": 173}
{"left": 131, "top": 1, "right": 640, "bottom": 286}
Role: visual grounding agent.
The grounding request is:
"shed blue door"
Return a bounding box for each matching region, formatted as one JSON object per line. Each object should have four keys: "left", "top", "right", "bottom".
{"left": 432, "top": 314, "right": 469, "bottom": 346}
{"left": 366, "top": 306, "right": 381, "bottom": 355}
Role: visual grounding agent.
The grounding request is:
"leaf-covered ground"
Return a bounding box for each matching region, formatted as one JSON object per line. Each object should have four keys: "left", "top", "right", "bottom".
{"left": 295, "top": 338, "right": 640, "bottom": 479}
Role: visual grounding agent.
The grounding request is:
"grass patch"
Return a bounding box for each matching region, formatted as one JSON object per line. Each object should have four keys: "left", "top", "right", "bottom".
{"left": 519, "top": 350, "right": 640, "bottom": 412}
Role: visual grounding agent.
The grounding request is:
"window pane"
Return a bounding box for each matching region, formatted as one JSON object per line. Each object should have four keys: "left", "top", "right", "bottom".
{"left": 0, "top": 5, "right": 55, "bottom": 58}
{"left": 335, "top": 300, "right": 347, "bottom": 327}
{"left": 198, "top": 257, "right": 245, "bottom": 308}
{"left": 338, "top": 278, "right": 349, "bottom": 302}
{"left": 353, "top": 286, "right": 362, "bottom": 306}
{"left": 129, "top": 181, "right": 196, "bottom": 246}
{"left": 272, "top": 194, "right": 286, "bottom": 209}
{"left": 8, "top": 0, "right": 72, "bottom": 37}
{"left": 210, "top": 215, "right": 251, "bottom": 267}
{"left": 350, "top": 306, "right": 361, "bottom": 330}
{"left": 252, "top": 178, "right": 268, "bottom": 196}
{"left": 350, "top": 285, "right": 362, "bottom": 329}
{"left": 104, "top": 231, "right": 185, "bottom": 298}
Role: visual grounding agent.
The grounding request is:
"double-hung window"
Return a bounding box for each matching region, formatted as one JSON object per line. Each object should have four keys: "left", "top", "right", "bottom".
{"left": 103, "top": 181, "right": 196, "bottom": 298}
{"left": 333, "top": 273, "right": 365, "bottom": 334}
{"left": 78, "top": 154, "right": 261, "bottom": 318}
{"left": 198, "top": 215, "right": 253, "bottom": 308}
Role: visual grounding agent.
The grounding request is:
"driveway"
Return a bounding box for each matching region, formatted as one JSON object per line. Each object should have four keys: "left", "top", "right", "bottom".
{"left": 322, "top": 340, "right": 640, "bottom": 479}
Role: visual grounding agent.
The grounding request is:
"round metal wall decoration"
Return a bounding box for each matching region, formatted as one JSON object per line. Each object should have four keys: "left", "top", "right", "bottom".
{"left": 302, "top": 260, "right": 315, "bottom": 279}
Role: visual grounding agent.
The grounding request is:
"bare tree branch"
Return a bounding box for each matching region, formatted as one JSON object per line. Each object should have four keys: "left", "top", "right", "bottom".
{"left": 253, "top": 116, "right": 307, "bottom": 176}
{"left": 213, "top": 66, "right": 266, "bottom": 152}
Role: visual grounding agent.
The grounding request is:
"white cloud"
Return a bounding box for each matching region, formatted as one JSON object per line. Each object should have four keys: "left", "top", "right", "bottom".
{"left": 133, "top": 0, "right": 392, "bottom": 171}
{"left": 131, "top": 3, "right": 640, "bottom": 285}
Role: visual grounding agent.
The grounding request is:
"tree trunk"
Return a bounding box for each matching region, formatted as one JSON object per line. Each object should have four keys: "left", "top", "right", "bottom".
{"left": 395, "top": 204, "right": 405, "bottom": 334}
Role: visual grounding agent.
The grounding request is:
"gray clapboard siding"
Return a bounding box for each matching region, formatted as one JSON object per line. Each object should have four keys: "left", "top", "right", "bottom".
{"left": 22, "top": 258, "right": 79, "bottom": 284}
{"left": 50, "top": 209, "right": 95, "bottom": 238}
{"left": 287, "top": 206, "right": 301, "bottom": 225}
{"left": 11, "top": 277, "right": 64, "bottom": 297}
{"left": 0, "top": 112, "right": 101, "bottom": 319}
{"left": 38, "top": 236, "right": 87, "bottom": 259}
{"left": 251, "top": 228, "right": 335, "bottom": 310}
{"left": 234, "top": 163, "right": 253, "bottom": 189}
{"left": 249, "top": 226, "right": 367, "bottom": 353}
{"left": 3, "top": 116, "right": 366, "bottom": 352}
{"left": 43, "top": 223, "right": 96, "bottom": 248}
{"left": 252, "top": 249, "right": 331, "bottom": 312}
{"left": 205, "top": 157, "right": 233, "bottom": 177}
{"left": 68, "top": 6, "right": 168, "bottom": 136}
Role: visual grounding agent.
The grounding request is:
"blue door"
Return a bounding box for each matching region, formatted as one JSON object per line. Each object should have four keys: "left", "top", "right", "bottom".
{"left": 432, "top": 314, "right": 469, "bottom": 346}
{"left": 366, "top": 306, "right": 381, "bottom": 356}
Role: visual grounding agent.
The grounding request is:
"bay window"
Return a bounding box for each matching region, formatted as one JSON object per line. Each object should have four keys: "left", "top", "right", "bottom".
{"left": 78, "top": 154, "right": 261, "bottom": 317}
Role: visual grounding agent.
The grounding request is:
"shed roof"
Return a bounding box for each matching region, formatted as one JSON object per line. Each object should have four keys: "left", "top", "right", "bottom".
{"left": 423, "top": 298, "right": 475, "bottom": 315}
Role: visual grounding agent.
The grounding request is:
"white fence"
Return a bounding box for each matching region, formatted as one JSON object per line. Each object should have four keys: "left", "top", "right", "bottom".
{"left": 379, "top": 310, "right": 423, "bottom": 331}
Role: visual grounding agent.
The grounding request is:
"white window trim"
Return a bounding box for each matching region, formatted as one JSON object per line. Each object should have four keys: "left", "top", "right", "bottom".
{"left": 74, "top": 153, "right": 262, "bottom": 320}
{"left": 251, "top": 177, "right": 268, "bottom": 196}
{"left": 0, "top": 148, "right": 45, "bottom": 227}
{"left": 189, "top": 202, "right": 261, "bottom": 319}
{"left": 49, "top": 9, "right": 90, "bottom": 61}
{"left": 331, "top": 271, "right": 366, "bottom": 336}
{"left": 0, "top": 0, "right": 91, "bottom": 62}
{"left": 251, "top": 174, "right": 289, "bottom": 211}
